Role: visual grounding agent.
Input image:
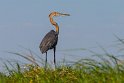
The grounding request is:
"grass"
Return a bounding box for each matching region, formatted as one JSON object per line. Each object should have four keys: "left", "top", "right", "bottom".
{"left": 0, "top": 36, "right": 124, "bottom": 83}
{"left": 1, "top": 52, "right": 124, "bottom": 83}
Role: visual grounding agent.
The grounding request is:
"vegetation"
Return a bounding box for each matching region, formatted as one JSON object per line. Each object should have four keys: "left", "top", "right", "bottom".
{"left": 0, "top": 37, "right": 124, "bottom": 83}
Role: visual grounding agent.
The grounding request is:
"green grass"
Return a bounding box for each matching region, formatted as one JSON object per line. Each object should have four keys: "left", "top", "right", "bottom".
{"left": 1, "top": 51, "right": 124, "bottom": 83}
{"left": 0, "top": 36, "right": 124, "bottom": 83}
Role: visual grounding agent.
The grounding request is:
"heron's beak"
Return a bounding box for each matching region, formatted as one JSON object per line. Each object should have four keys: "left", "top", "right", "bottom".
{"left": 59, "top": 13, "right": 70, "bottom": 16}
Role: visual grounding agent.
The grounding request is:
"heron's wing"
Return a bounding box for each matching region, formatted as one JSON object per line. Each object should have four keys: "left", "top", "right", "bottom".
{"left": 39, "top": 30, "right": 58, "bottom": 53}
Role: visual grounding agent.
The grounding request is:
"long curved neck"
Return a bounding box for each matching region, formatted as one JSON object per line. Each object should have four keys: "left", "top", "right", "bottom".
{"left": 49, "top": 16, "right": 59, "bottom": 34}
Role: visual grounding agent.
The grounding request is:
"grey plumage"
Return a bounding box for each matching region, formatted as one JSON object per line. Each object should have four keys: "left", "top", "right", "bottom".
{"left": 39, "top": 30, "right": 58, "bottom": 54}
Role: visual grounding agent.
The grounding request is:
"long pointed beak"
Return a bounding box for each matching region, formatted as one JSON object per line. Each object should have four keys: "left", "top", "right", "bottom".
{"left": 59, "top": 13, "right": 70, "bottom": 16}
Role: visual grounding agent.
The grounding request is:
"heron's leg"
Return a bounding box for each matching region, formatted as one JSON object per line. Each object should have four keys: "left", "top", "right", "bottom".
{"left": 54, "top": 47, "right": 56, "bottom": 68}
{"left": 45, "top": 52, "right": 47, "bottom": 69}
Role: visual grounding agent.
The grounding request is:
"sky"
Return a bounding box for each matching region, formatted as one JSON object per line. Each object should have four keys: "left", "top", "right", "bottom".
{"left": 0, "top": 0, "right": 124, "bottom": 70}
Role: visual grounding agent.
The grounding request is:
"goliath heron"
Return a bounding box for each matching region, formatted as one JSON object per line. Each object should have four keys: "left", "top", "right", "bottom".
{"left": 39, "top": 12, "right": 70, "bottom": 68}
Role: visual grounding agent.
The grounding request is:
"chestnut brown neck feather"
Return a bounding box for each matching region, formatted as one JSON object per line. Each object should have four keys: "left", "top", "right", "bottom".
{"left": 49, "top": 15, "right": 59, "bottom": 34}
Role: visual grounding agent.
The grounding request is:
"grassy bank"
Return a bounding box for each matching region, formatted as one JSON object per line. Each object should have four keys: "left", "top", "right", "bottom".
{"left": 0, "top": 51, "right": 124, "bottom": 83}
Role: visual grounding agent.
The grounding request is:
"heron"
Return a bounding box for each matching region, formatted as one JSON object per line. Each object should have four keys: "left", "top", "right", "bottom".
{"left": 39, "top": 12, "right": 70, "bottom": 68}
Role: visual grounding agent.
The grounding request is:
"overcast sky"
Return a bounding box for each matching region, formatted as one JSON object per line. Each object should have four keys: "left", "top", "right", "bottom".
{"left": 0, "top": 0, "right": 124, "bottom": 70}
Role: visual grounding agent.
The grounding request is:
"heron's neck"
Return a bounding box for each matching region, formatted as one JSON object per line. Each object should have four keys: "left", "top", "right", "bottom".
{"left": 49, "top": 17, "right": 59, "bottom": 34}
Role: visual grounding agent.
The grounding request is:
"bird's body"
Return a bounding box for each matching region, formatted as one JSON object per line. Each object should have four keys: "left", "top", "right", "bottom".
{"left": 39, "top": 12, "right": 70, "bottom": 69}
{"left": 40, "top": 30, "right": 58, "bottom": 54}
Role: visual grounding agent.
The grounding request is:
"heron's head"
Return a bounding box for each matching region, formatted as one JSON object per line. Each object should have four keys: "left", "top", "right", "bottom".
{"left": 49, "top": 12, "right": 70, "bottom": 18}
